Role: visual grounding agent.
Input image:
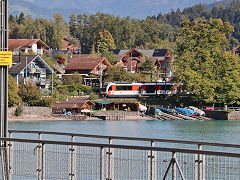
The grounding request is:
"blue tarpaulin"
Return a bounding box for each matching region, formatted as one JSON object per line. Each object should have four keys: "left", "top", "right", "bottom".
{"left": 158, "top": 107, "right": 178, "bottom": 114}
{"left": 156, "top": 109, "right": 163, "bottom": 115}
{"left": 175, "top": 108, "right": 195, "bottom": 115}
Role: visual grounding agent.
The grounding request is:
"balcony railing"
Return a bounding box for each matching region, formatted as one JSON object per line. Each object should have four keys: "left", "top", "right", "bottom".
{"left": 0, "top": 130, "right": 238, "bottom": 180}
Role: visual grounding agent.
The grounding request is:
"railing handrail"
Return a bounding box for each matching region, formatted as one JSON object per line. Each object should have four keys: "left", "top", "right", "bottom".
{"left": 2, "top": 137, "right": 240, "bottom": 158}
{"left": 8, "top": 130, "right": 240, "bottom": 149}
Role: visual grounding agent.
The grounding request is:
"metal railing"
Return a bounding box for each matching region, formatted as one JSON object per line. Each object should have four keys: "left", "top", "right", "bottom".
{"left": 1, "top": 130, "right": 239, "bottom": 180}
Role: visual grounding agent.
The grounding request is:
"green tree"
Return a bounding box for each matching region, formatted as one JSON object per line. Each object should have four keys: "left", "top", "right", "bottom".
{"left": 96, "top": 30, "right": 116, "bottom": 55}
{"left": 104, "top": 65, "right": 131, "bottom": 82}
{"left": 17, "top": 12, "right": 25, "bottom": 24}
{"left": 140, "top": 58, "right": 154, "bottom": 72}
{"left": 63, "top": 72, "right": 83, "bottom": 85}
{"left": 8, "top": 74, "right": 21, "bottom": 107}
{"left": 18, "top": 80, "right": 42, "bottom": 106}
{"left": 176, "top": 18, "right": 240, "bottom": 104}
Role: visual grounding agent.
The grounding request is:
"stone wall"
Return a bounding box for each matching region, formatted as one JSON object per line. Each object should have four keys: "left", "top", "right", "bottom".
{"left": 8, "top": 107, "right": 52, "bottom": 116}
{"left": 228, "top": 111, "right": 240, "bottom": 120}
{"left": 205, "top": 110, "right": 240, "bottom": 120}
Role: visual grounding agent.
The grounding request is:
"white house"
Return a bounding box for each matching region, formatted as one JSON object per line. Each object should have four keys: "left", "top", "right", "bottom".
{"left": 8, "top": 39, "right": 50, "bottom": 55}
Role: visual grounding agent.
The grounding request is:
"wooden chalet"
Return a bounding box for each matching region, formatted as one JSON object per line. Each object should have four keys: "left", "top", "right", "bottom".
{"left": 111, "top": 48, "right": 173, "bottom": 74}
{"left": 52, "top": 99, "right": 95, "bottom": 115}
{"left": 64, "top": 57, "right": 112, "bottom": 86}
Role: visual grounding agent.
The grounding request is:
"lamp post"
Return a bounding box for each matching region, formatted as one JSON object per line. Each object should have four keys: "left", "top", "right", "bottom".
{"left": 97, "top": 42, "right": 103, "bottom": 88}
{"left": 164, "top": 48, "right": 175, "bottom": 97}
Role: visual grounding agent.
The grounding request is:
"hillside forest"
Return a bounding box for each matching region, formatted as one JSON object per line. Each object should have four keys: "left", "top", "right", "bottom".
{"left": 9, "top": 1, "right": 240, "bottom": 53}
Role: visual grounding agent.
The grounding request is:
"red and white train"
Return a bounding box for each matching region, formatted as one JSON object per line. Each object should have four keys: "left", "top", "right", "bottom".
{"left": 101, "top": 82, "right": 180, "bottom": 98}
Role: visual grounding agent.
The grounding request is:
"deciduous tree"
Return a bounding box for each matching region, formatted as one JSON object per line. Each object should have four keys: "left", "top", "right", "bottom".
{"left": 176, "top": 18, "right": 240, "bottom": 104}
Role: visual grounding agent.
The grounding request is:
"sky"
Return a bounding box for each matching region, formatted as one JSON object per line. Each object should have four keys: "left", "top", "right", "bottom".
{"left": 148, "top": 0, "right": 221, "bottom": 15}
{"left": 18, "top": 0, "right": 223, "bottom": 19}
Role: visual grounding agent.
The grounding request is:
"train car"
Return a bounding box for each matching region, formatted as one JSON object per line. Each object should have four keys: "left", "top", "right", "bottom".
{"left": 102, "top": 82, "right": 142, "bottom": 97}
{"left": 102, "top": 82, "right": 178, "bottom": 98}
{"left": 140, "top": 82, "right": 177, "bottom": 96}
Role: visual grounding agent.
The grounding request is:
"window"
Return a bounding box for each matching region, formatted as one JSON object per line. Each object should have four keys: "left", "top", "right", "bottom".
{"left": 146, "top": 86, "right": 155, "bottom": 93}
{"left": 108, "top": 86, "right": 112, "bottom": 91}
{"left": 116, "top": 85, "right": 132, "bottom": 91}
{"left": 160, "top": 85, "right": 172, "bottom": 90}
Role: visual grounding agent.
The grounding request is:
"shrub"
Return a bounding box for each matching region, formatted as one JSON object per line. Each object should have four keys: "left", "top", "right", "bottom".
{"left": 15, "top": 104, "right": 23, "bottom": 117}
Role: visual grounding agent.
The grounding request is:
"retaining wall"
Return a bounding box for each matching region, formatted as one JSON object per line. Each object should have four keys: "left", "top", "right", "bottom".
{"left": 8, "top": 107, "right": 52, "bottom": 116}
{"left": 205, "top": 110, "right": 240, "bottom": 120}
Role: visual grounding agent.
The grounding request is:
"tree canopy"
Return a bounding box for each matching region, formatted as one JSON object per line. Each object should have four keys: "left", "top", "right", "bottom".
{"left": 175, "top": 18, "right": 240, "bottom": 105}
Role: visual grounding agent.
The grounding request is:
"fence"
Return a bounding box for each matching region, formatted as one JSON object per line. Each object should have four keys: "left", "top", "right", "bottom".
{"left": 0, "top": 130, "right": 239, "bottom": 180}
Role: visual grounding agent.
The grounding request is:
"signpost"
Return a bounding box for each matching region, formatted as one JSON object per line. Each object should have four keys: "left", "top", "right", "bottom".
{"left": 0, "top": 0, "right": 10, "bottom": 179}
{"left": 0, "top": 51, "right": 12, "bottom": 66}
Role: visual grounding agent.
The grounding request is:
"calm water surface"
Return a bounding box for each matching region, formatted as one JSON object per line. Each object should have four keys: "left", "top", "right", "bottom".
{"left": 9, "top": 120, "right": 240, "bottom": 146}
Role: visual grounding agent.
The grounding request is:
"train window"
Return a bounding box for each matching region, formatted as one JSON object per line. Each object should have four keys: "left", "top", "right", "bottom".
{"left": 160, "top": 85, "right": 172, "bottom": 90}
{"left": 108, "top": 86, "right": 112, "bottom": 91}
{"left": 116, "top": 85, "right": 132, "bottom": 91}
{"left": 146, "top": 86, "right": 155, "bottom": 93}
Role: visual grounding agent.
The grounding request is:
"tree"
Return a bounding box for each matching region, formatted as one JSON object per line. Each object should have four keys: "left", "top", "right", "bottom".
{"left": 18, "top": 80, "right": 42, "bottom": 106}
{"left": 175, "top": 18, "right": 240, "bottom": 104}
{"left": 63, "top": 72, "right": 83, "bottom": 85}
{"left": 17, "top": 12, "right": 25, "bottom": 24}
{"left": 8, "top": 74, "right": 21, "bottom": 107}
{"left": 96, "top": 30, "right": 116, "bottom": 55}
{"left": 140, "top": 58, "right": 154, "bottom": 72}
{"left": 104, "top": 65, "right": 131, "bottom": 82}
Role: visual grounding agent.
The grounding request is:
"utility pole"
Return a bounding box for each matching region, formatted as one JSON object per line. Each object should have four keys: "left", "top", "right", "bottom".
{"left": 0, "top": 0, "right": 10, "bottom": 179}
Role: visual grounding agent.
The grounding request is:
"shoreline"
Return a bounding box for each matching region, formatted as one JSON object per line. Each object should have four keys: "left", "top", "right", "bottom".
{"left": 8, "top": 115, "right": 157, "bottom": 122}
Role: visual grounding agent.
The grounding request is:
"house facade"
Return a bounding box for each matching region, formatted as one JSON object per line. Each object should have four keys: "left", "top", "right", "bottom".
{"left": 52, "top": 99, "right": 94, "bottom": 115}
{"left": 111, "top": 48, "right": 174, "bottom": 80}
{"left": 64, "top": 57, "right": 112, "bottom": 86}
{"left": 9, "top": 55, "right": 55, "bottom": 92}
{"left": 8, "top": 39, "right": 50, "bottom": 55}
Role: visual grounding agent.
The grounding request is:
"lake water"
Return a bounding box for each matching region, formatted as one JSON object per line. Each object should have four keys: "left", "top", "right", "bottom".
{"left": 9, "top": 119, "right": 240, "bottom": 150}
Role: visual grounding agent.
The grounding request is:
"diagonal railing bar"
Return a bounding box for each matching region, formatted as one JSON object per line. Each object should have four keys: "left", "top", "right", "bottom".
{"left": 162, "top": 153, "right": 186, "bottom": 180}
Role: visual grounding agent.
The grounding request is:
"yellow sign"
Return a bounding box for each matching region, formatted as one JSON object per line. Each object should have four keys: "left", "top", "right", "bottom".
{"left": 0, "top": 51, "right": 12, "bottom": 66}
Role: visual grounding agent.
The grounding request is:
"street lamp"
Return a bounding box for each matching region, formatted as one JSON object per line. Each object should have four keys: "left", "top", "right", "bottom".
{"left": 97, "top": 42, "right": 103, "bottom": 88}
{"left": 164, "top": 48, "right": 175, "bottom": 97}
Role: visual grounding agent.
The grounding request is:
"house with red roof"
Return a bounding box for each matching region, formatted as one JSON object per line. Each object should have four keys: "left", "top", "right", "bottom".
{"left": 8, "top": 39, "right": 50, "bottom": 55}
{"left": 61, "top": 36, "right": 81, "bottom": 54}
{"left": 64, "top": 57, "right": 112, "bottom": 86}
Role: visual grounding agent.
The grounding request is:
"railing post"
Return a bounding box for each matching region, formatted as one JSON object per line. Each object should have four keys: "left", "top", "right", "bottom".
{"left": 148, "top": 141, "right": 155, "bottom": 180}
{"left": 195, "top": 144, "right": 203, "bottom": 180}
{"left": 41, "top": 143, "right": 45, "bottom": 180}
{"left": 106, "top": 138, "right": 114, "bottom": 180}
{"left": 8, "top": 132, "right": 13, "bottom": 180}
{"left": 37, "top": 133, "right": 42, "bottom": 180}
{"left": 69, "top": 136, "right": 76, "bottom": 180}
{"left": 172, "top": 152, "right": 176, "bottom": 180}
{"left": 99, "top": 147, "right": 103, "bottom": 180}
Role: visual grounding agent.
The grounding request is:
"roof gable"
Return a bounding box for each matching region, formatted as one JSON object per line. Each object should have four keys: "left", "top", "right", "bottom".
{"left": 8, "top": 39, "right": 49, "bottom": 51}
{"left": 9, "top": 55, "right": 54, "bottom": 74}
{"left": 64, "top": 57, "right": 111, "bottom": 71}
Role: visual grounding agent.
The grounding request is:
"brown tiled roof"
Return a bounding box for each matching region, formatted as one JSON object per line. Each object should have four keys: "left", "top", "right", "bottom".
{"left": 52, "top": 99, "right": 94, "bottom": 109}
{"left": 9, "top": 55, "right": 38, "bottom": 74}
{"left": 64, "top": 57, "right": 111, "bottom": 71}
{"left": 8, "top": 39, "right": 49, "bottom": 51}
